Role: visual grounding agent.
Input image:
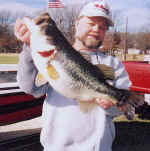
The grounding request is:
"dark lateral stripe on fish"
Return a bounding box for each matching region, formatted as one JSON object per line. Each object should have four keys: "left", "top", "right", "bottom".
{"left": 38, "top": 50, "right": 54, "bottom": 57}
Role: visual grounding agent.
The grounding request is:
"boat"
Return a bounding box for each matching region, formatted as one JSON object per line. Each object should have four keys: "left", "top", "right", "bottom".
{"left": 0, "top": 82, "right": 44, "bottom": 126}
{"left": 0, "top": 62, "right": 150, "bottom": 125}
{"left": 123, "top": 61, "right": 150, "bottom": 93}
{"left": 0, "top": 65, "right": 44, "bottom": 126}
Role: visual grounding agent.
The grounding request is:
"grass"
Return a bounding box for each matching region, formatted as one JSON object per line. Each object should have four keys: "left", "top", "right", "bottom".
{"left": 112, "top": 115, "right": 150, "bottom": 151}
{"left": 0, "top": 53, "right": 19, "bottom": 64}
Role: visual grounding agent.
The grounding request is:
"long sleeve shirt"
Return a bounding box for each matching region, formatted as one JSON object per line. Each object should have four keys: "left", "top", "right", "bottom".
{"left": 17, "top": 45, "right": 131, "bottom": 151}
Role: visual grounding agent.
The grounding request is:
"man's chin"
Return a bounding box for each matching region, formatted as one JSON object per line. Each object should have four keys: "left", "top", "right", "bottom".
{"left": 83, "top": 40, "right": 102, "bottom": 49}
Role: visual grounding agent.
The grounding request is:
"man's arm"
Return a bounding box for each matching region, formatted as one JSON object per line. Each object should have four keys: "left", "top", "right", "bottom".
{"left": 95, "top": 55, "right": 131, "bottom": 110}
{"left": 17, "top": 45, "right": 51, "bottom": 98}
{"left": 15, "top": 18, "right": 51, "bottom": 98}
{"left": 105, "top": 57, "right": 132, "bottom": 116}
{"left": 113, "top": 58, "right": 132, "bottom": 90}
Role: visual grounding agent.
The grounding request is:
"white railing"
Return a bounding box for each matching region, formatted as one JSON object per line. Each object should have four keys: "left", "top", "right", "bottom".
{"left": 0, "top": 64, "right": 18, "bottom": 72}
{"left": 0, "top": 64, "right": 22, "bottom": 94}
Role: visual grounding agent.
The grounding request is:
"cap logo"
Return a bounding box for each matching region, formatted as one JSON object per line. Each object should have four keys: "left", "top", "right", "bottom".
{"left": 94, "top": 4, "right": 109, "bottom": 15}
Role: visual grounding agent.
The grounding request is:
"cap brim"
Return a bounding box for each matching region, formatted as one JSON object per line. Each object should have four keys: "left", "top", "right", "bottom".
{"left": 79, "top": 11, "right": 114, "bottom": 27}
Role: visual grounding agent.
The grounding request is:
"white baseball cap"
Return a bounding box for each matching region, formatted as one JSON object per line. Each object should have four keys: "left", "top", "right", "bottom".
{"left": 79, "top": 0, "right": 113, "bottom": 27}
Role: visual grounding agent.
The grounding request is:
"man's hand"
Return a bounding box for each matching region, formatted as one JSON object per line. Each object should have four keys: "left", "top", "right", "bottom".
{"left": 96, "top": 97, "right": 136, "bottom": 119}
{"left": 95, "top": 98, "right": 133, "bottom": 112}
{"left": 14, "top": 18, "right": 30, "bottom": 45}
{"left": 95, "top": 98, "right": 115, "bottom": 109}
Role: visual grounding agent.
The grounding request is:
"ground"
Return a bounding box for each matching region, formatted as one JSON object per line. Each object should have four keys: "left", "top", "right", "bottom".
{"left": 113, "top": 115, "right": 150, "bottom": 151}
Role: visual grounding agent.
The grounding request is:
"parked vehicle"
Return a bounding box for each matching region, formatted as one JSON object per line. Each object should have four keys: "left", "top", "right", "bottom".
{"left": 123, "top": 61, "right": 150, "bottom": 93}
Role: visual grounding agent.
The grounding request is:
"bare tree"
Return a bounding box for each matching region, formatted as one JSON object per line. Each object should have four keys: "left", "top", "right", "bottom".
{"left": 0, "top": 10, "right": 24, "bottom": 53}
{"left": 135, "top": 32, "right": 150, "bottom": 53}
{"left": 111, "top": 10, "right": 124, "bottom": 32}
{"left": 47, "top": 3, "right": 82, "bottom": 44}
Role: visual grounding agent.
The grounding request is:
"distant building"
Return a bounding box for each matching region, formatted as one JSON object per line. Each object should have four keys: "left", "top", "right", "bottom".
{"left": 128, "top": 48, "right": 141, "bottom": 54}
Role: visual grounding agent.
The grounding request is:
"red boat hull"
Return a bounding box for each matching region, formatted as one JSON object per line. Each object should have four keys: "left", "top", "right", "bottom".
{"left": 0, "top": 92, "right": 44, "bottom": 126}
{"left": 123, "top": 61, "right": 150, "bottom": 93}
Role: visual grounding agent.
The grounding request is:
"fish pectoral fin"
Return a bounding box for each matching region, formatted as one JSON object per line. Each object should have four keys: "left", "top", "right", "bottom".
{"left": 47, "top": 64, "right": 59, "bottom": 80}
{"left": 35, "top": 72, "right": 48, "bottom": 87}
{"left": 96, "top": 64, "right": 115, "bottom": 80}
{"left": 78, "top": 100, "right": 97, "bottom": 113}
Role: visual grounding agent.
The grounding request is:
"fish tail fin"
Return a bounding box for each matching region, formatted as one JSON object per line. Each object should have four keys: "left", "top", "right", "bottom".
{"left": 116, "top": 90, "right": 144, "bottom": 120}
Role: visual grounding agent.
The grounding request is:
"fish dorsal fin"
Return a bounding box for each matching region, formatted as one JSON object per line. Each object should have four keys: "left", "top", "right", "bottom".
{"left": 78, "top": 50, "right": 115, "bottom": 80}
{"left": 96, "top": 64, "right": 115, "bottom": 80}
{"left": 35, "top": 72, "right": 48, "bottom": 87}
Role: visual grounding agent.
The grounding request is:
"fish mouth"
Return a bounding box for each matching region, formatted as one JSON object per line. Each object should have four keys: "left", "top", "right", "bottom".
{"left": 38, "top": 49, "right": 55, "bottom": 58}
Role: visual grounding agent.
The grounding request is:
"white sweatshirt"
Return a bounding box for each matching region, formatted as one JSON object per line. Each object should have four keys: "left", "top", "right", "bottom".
{"left": 17, "top": 45, "right": 131, "bottom": 151}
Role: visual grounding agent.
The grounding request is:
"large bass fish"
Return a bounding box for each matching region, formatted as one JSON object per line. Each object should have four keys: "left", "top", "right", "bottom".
{"left": 23, "top": 12, "right": 143, "bottom": 120}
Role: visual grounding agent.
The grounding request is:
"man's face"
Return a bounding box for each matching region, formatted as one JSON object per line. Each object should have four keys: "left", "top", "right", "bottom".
{"left": 75, "top": 16, "right": 108, "bottom": 49}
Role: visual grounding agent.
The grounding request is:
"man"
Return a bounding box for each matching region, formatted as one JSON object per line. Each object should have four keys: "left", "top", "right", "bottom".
{"left": 14, "top": 1, "right": 131, "bottom": 151}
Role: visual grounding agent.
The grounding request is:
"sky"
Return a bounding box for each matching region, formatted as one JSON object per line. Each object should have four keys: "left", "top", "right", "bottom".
{"left": 0, "top": 0, "right": 150, "bottom": 32}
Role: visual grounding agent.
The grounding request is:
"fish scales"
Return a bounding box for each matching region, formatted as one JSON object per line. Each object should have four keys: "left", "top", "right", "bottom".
{"left": 55, "top": 48, "right": 113, "bottom": 97}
